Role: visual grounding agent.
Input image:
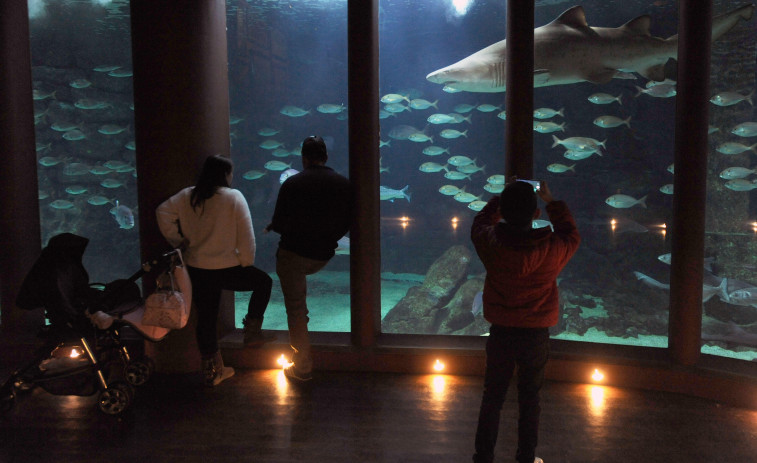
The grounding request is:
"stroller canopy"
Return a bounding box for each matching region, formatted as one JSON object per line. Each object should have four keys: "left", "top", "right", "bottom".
{"left": 16, "top": 233, "right": 93, "bottom": 326}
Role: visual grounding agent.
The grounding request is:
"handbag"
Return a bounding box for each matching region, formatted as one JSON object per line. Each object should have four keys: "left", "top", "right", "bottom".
{"left": 142, "top": 267, "right": 189, "bottom": 329}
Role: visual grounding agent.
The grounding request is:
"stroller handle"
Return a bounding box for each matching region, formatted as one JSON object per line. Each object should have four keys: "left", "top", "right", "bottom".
{"left": 141, "top": 248, "right": 183, "bottom": 274}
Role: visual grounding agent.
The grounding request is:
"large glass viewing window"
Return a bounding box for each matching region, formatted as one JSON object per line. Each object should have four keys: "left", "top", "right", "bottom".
{"left": 18, "top": 0, "right": 757, "bottom": 366}
{"left": 701, "top": 4, "right": 757, "bottom": 362}
{"left": 377, "top": 0, "right": 678, "bottom": 349}
{"left": 28, "top": 0, "right": 139, "bottom": 283}
{"left": 224, "top": 0, "right": 350, "bottom": 332}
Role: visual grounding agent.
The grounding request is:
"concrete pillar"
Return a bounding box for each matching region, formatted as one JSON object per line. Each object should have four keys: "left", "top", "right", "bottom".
{"left": 669, "top": 0, "right": 712, "bottom": 365}
{"left": 130, "top": 0, "right": 231, "bottom": 372}
{"left": 348, "top": 0, "right": 382, "bottom": 346}
{"left": 0, "top": 0, "right": 44, "bottom": 333}
{"left": 505, "top": 0, "right": 534, "bottom": 179}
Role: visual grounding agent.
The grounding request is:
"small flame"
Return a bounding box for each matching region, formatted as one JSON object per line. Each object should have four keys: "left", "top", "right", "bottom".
{"left": 592, "top": 368, "right": 604, "bottom": 382}
{"left": 433, "top": 359, "right": 445, "bottom": 372}
{"left": 277, "top": 354, "right": 293, "bottom": 368}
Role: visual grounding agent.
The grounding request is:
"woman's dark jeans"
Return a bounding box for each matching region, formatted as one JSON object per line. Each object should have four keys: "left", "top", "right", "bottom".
{"left": 188, "top": 265, "right": 272, "bottom": 356}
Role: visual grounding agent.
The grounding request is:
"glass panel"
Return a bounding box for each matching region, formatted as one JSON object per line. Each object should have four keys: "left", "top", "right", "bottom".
{"left": 225, "top": 0, "right": 350, "bottom": 331}
{"left": 378, "top": 0, "right": 497, "bottom": 336}
{"left": 702, "top": 4, "right": 757, "bottom": 361}
{"left": 29, "top": 0, "right": 140, "bottom": 283}
{"left": 379, "top": 0, "right": 680, "bottom": 348}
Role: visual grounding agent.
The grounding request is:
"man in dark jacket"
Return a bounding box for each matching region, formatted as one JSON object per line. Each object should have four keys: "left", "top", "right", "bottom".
{"left": 265, "top": 135, "right": 352, "bottom": 382}
{"left": 470, "top": 180, "right": 580, "bottom": 463}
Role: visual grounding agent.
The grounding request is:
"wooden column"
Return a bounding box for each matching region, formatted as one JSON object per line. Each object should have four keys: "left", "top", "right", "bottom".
{"left": 669, "top": 0, "right": 712, "bottom": 365}
{"left": 131, "top": 0, "right": 231, "bottom": 372}
{"left": 0, "top": 0, "right": 44, "bottom": 333}
{"left": 348, "top": 0, "right": 381, "bottom": 347}
{"left": 504, "top": 0, "right": 534, "bottom": 179}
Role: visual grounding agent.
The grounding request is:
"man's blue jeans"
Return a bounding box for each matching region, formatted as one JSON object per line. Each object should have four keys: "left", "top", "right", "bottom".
{"left": 473, "top": 325, "right": 550, "bottom": 463}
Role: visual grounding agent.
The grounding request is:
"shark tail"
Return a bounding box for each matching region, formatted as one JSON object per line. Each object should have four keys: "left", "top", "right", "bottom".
{"left": 711, "top": 4, "right": 755, "bottom": 43}
{"left": 718, "top": 276, "right": 730, "bottom": 303}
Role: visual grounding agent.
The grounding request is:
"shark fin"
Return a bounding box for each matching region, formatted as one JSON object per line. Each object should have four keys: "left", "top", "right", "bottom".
{"left": 620, "top": 15, "right": 652, "bottom": 36}
{"left": 638, "top": 64, "right": 666, "bottom": 82}
{"left": 534, "top": 69, "right": 551, "bottom": 86}
{"left": 551, "top": 5, "right": 589, "bottom": 28}
{"left": 585, "top": 69, "right": 617, "bottom": 84}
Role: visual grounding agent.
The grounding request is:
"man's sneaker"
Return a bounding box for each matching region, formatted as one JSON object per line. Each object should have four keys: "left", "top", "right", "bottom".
{"left": 283, "top": 364, "right": 312, "bottom": 382}
{"left": 242, "top": 317, "right": 276, "bottom": 347}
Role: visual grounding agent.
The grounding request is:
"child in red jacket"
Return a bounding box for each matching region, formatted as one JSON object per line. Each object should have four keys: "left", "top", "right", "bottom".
{"left": 471, "top": 180, "right": 580, "bottom": 463}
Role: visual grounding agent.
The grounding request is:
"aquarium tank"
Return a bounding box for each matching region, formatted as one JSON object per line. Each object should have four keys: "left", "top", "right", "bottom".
{"left": 26, "top": 0, "right": 757, "bottom": 362}
{"left": 29, "top": 0, "right": 139, "bottom": 285}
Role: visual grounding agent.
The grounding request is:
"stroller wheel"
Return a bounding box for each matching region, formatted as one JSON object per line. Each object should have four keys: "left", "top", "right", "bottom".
{"left": 13, "top": 377, "right": 35, "bottom": 393}
{"left": 0, "top": 394, "right": 14, "bottom": 414}
{"left": 97, "top": 380, "right": 134, "bottom": 415}
{"left": 124, "top": 359, "right": 153, "bottom": 387}
{"left": 0, "top": 381, "right": 15, "bottom": 414}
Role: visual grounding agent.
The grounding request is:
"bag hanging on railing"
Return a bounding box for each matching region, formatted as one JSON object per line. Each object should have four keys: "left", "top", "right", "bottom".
{"left": 142, "top": 267, "right": 189, "bottom": 329}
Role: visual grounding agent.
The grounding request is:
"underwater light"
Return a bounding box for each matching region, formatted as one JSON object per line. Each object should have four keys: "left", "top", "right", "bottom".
{"left": 591, "top": 368, "right": 605, "bottom": 382}
{"left": 433, "top": 359, "right": 445, "bottom": 372}
{"left": 69, "top": 348, "right": 81, "bottom": 359}
{"left": 610, "top": 218, "right": 617, "bottom": 232}
{"left": 450, "top": 0, "right": 472, "bottom": 16}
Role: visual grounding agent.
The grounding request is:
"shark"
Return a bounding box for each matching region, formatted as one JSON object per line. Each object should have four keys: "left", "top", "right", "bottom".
{"left": 426, "top": 4, "right": 755, "bottom": 92}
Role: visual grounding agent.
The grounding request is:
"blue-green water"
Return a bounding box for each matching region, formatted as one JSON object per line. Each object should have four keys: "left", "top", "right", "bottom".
{"left": 23, "top": 0, "right": 757, "bottom": 360}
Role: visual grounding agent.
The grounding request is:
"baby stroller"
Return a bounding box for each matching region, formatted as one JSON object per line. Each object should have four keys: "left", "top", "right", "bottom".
{"left": 0, "top": 233, "right": 191, "bottom": 416}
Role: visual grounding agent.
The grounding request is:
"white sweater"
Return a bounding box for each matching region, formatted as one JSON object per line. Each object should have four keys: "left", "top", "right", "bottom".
{"left": 156, "top": 187, "right": 256, "bottom": 269}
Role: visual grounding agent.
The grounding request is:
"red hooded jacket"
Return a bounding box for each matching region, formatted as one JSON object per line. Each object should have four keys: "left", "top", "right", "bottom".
{"left": 471, "top": 196, "right": 580, "bottom": 328}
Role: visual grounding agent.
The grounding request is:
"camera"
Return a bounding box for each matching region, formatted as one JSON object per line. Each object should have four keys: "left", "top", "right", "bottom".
{"left": 517, "top": 179, "right": 541, "bottom": 191}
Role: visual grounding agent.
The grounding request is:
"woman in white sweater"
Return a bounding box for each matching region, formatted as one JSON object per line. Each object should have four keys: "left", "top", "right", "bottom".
{"left": 156, "top": 155, "right": 272, "bottom": 387}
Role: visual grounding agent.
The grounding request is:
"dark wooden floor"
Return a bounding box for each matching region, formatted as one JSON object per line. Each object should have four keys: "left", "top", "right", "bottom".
{"left": 2, "top": 364, "right": 757, "bottom": 463}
